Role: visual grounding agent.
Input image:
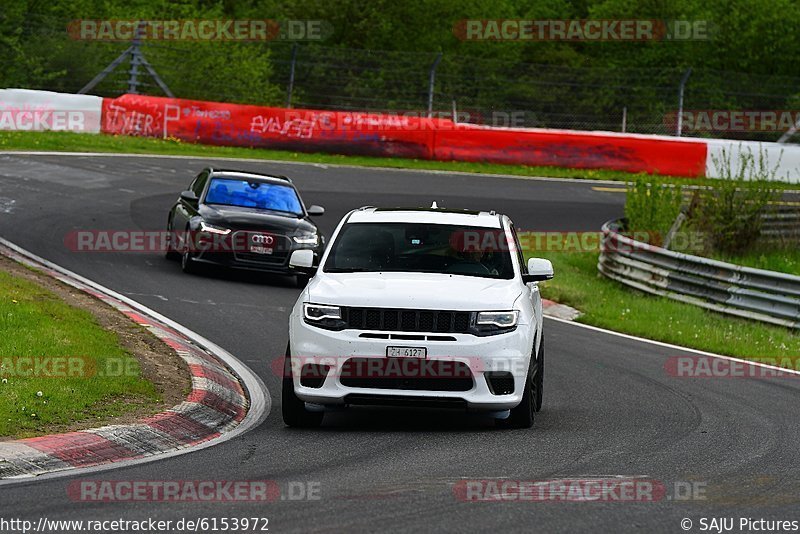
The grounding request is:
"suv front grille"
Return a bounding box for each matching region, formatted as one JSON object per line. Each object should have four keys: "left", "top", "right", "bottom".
{"left": 343, "top": 307, "right": 472, "bottom": 334}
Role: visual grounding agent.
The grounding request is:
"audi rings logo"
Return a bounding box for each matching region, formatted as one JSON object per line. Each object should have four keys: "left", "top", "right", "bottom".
{"left": 251, "top": 234, "right": 274, "bottom": 245}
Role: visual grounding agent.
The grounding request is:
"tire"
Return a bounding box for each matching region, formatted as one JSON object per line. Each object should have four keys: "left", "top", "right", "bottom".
{"left": 181, "top": 247, "right": 199, "bottom": 274}
{"left": 497, "top": 341, "right": 540, "bottom": 429}
{"left": 165, "top": 218, "right": 180, "bottom": 260}
{"left": 534, "top": 335, "right": 544, "bottom": 412}
{"left": 180, "top": 228, "right": 200, "bottom": 274}
{"left": 282, "top": 343, "right": 324, "bottom": 428}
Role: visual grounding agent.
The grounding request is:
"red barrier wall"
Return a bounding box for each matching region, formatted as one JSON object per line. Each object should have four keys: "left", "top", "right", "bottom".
{"left": 101, "top": 94, "right": 445, "bottom": 159}
{"left": 101, "top": 94, "right": 708, "bottom": 177}
{"left": 434, "top": 125, "right": 708, "bottom": 177}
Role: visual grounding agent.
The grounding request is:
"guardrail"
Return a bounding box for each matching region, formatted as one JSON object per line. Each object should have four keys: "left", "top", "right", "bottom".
{"left": 598, "top": 219, "right": 800, "bottom": 329}
{"left": 761, "top": 207, "right": 800, "bottom": 241}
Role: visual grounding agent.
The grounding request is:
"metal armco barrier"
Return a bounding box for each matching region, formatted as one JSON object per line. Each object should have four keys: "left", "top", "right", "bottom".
{"left": 598, "top": 219, "right": 800, "bottom": 329}
{"left": 761, "top": 207, "right": 800, "bottom": 241}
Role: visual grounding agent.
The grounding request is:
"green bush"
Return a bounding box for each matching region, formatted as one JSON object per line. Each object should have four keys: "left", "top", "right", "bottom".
{"left": 624, "top": 177, "right": 684, "bottom": 246}
{"left": 691, "top": 147, "right": 781, "bottom": 254}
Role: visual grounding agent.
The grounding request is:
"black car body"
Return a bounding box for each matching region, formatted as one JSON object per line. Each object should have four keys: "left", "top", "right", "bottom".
{"left": 166, "top": 168, "right": 325, "bottom": 283}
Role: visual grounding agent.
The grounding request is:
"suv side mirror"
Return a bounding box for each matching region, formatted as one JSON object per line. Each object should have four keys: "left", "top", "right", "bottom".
{"left": 307, "top": 205, "right": 325, "bottom": 216}
{"left": 290, "top": 249, "right": 317, "bottom": 274}
{"left": 180, "top": 190, "right": 198, "bottom": 202}
{"left": 522, "top": 258, "right": 553, "bottom": 283}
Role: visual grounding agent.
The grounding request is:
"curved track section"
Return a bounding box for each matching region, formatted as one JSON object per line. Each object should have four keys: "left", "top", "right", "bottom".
{"left": 1, "top": 154, "right": 798, "bottom": 532}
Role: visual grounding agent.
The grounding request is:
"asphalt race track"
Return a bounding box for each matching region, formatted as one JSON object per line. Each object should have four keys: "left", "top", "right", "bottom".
{"left": 1, "top": 153, "right": 799, "bottom": 533}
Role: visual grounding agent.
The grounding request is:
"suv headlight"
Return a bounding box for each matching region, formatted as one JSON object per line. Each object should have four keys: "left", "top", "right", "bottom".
{"left": 473, "top": 310, "right": 519, "bottom": 336}
{"left": 199, "top": 221, "right": 231, "bottom": 235}
{"left": 293, "top": 232, "right": 319, "bottom": 245}
{"left": 477, "top": 311, "right": 518, "bottom": 327}
{"left": 303, "top": 303, "right": 345, "bottom": 330}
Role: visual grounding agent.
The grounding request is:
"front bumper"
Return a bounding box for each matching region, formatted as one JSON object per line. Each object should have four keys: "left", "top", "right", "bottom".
{"left": 191, "top": 248, "right": 319, "bottom": 274}
{"left": 288, "top": 314, "right": 535, "bottom": 410}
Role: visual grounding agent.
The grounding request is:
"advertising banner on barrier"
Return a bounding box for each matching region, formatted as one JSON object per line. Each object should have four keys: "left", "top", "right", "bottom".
{"left": 0, "top": 89, "right": 102, "bottom": 133}
{"left": 7, "top": 89, "right": 800, "bottom": 180}
{"left": 101, "top": 94, "right": 448, "bottom": 159}
{"left": 433, "top": 124, "right": 709, "bottom": 177}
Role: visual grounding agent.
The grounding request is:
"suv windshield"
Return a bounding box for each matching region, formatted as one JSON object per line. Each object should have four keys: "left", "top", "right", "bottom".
{"left": 324, "top": 222, "right": 515, "bottom": 279}
{"left": 204, "top": 177, "right": 303, "bottom": 215}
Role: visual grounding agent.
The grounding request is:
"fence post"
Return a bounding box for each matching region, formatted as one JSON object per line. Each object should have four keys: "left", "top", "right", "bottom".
{"left": 126, "top": 22, "right": 146, "bottom": 94}
{"left": 621, "top": 106, "right": 627, "bottom": 133}
{"left": 676, "top": 67, "right": 692, "bottom": 136}
{"left": 79, "top": 21, "right": 172, "bottom": 97}
{"left": 427, "top": 53, "right": 443, "bottom": 118}
{"left": 286, "top": 43, "right": 298, "bottom": 108}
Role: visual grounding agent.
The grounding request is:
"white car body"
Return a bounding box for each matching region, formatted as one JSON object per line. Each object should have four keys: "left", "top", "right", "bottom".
{"left": 287, "top": 207, "right": 550, "bottom": 415}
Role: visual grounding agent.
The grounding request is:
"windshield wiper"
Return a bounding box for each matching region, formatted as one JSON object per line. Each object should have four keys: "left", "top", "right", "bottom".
{"left": 325, "top": 267, "right": 376, "bottom": 273}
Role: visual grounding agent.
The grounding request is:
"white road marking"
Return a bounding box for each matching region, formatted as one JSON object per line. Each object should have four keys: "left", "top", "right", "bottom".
{"left": 545, "top": 315, "right": 800, "bottom": 376}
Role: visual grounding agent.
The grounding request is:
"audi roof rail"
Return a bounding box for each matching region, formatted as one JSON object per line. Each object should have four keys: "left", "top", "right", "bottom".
{"left": 210, "top": 169, "right": 293, "bottom": 183}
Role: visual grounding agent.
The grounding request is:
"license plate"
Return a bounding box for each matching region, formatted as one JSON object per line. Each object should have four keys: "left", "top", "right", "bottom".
{"left": 249, "top": 245, "right": 273, "bottom": 255}
{"left": 386, "top": 346, "right": 427, "bottom": 359}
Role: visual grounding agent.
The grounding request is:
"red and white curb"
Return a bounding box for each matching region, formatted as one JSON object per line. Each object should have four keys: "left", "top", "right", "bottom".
{"left": 542, "top": 299, "right": 581, "bottom": 321}
{"left": 0, "top": 238, "right": 269, "bottom": 481}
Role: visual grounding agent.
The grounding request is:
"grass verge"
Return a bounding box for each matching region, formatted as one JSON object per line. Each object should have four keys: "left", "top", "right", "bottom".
{"left": 0, "top": 265, "right": 162, "bottom": 439}
{"left": 0, "top": 129, "right": 723, "bottom": 186}
{"left": 536, "top": 251, "right": 800, "bottom": 360}
{"left": 709, "top": 247, "right": 800, "bottom": 277}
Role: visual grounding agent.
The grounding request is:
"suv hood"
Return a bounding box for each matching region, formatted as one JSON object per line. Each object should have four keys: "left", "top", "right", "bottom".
{"left": 308, "top": 272, "right": 522, "bottom": 310}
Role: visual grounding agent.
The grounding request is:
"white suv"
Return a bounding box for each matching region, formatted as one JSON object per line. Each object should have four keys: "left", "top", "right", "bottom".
{"left": 283, "top": 206, "right": 553, "bottom": 428}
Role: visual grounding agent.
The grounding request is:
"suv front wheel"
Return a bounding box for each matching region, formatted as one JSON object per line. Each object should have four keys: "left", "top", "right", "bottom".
{"left": 498, "top": 336, "right": 543, "bottom": 429}
{"left": 282, "top": 343, "right": 324, "bottom": 428}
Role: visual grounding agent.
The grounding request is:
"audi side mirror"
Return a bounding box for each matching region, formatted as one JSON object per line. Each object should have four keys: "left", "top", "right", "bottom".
{"left": 307, "top": 205, "right": 325, "bottom": 216}
{"left": 180, "top": 190, "right": 198, "bottom": 202}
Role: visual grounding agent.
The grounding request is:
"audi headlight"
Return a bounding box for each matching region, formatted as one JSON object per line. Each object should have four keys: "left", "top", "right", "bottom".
{"left": 473, "top": 310, "right": 519, "bottom": 336}
{"left": 199, "top": 221, "right": 231, "bottom": 235}
{"left": 303, "top": 303, "right": 345, "bottom": 330}
{"left": 293, "top": 232, "right": 319, "bottom": 245}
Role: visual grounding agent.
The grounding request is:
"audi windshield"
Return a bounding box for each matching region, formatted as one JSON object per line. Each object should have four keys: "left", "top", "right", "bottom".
{"left": 204, "top": 178, "right": 303, "bottom": 215}
{"left": 323, "top": 222, "right": 515, "bottom": 279}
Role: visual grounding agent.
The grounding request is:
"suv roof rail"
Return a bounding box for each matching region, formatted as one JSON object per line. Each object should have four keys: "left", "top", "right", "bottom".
{"left": 374, "top": 206, "right": 483, "bottom": 215}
